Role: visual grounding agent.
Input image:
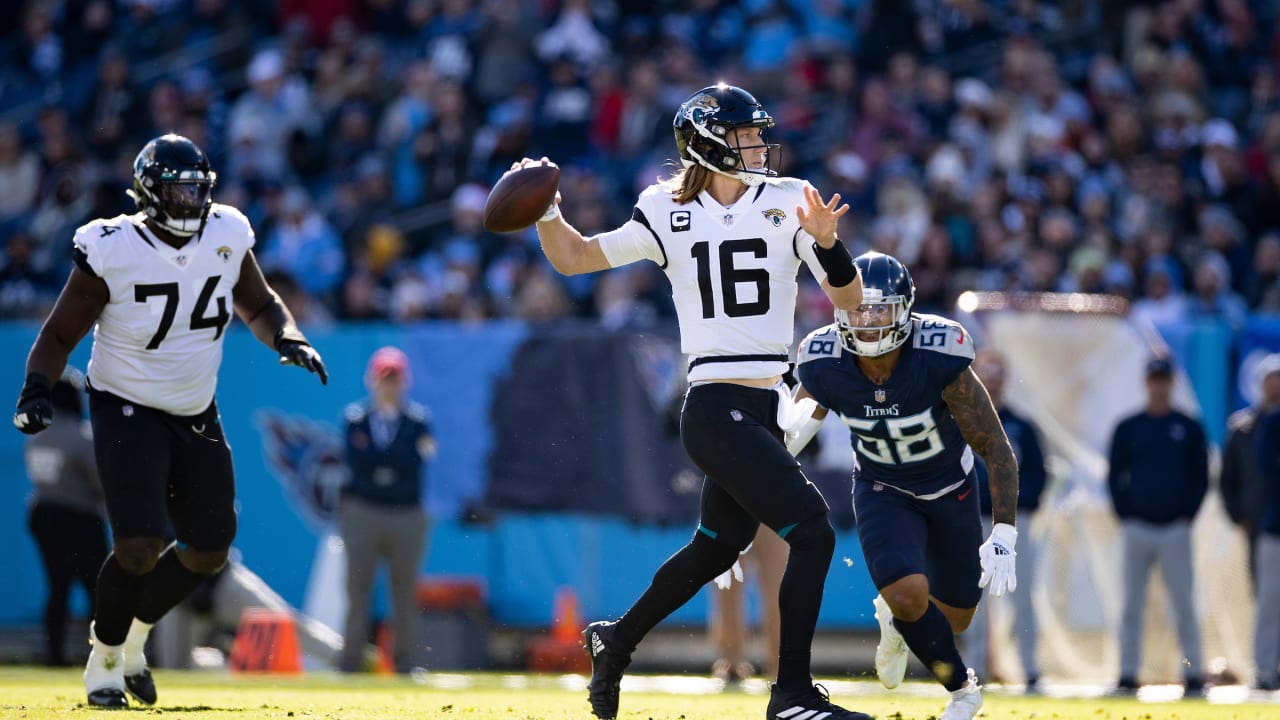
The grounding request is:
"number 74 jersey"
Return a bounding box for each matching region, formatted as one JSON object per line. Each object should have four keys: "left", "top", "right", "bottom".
{"left": 596, "top": 178, "right": 831, "bottom": 382}
{"left": 797, "top": 314, "right": 976, "bottom": 497}
{"left": 73, "top": 203, "right": 254, "bottom": 416}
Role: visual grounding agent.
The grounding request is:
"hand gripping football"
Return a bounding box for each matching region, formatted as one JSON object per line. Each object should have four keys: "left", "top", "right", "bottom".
{"left": 483, "top": 164, "right": 561, "bottom": 233}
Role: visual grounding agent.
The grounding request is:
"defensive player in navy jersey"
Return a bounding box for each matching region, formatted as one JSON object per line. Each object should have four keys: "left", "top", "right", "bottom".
{"left": 790, "top": 252, "right": 1020, "bottom": 720}
{"left": 13, "top": 134, "right": 327, "bottom": 708}
{"left": 521, "top": 83, "right": 871, "bottom": 720}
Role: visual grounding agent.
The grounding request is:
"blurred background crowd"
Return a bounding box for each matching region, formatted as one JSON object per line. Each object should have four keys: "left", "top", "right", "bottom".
{"left": 1, "top": 0, "right": 1279, "bottom": 334}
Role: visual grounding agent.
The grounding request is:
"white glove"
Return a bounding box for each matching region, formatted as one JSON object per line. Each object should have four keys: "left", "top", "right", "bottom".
{"left": 978, "top": 522, "right": 1018, "bottom": 597}
{"left": 713, "top": 543, "right": 752, "bottom": 590}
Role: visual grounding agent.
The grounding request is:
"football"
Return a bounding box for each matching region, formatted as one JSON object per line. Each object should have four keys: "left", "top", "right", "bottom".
{"left": 483, "top": 164, "right": 561, "bottom": 233}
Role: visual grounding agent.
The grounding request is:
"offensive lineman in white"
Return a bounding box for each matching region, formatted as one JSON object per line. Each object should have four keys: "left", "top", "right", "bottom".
{"left": 519, "top": 83, "right": 870, "bottom": 720}
{"left": 13, "top": 134, "right": 327, "bottom": 708}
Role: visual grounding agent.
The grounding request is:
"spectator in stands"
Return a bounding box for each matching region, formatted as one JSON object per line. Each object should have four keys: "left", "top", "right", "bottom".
{"left": 1107, "top": 357, "right": 1207, "bottom": 696}
{"left": 258, "top": 186, "right": 345, "bottom": 303}
{"left": 338, "top": 347, "right": 436, "bottom": 673}
{"left": 963, "top": 349, "right": 1048, "bottom": 692}
{"left": 1254, "top": 359, "right": 1280, "bottom": 692}
{"left": 1224, "top": 355, "right": 1280, "bottom": 588}
{"left": 0, "top": 121, "right": 40, "bottom": 227}
{"left": 24, "top": 369, "right": 107, "bottom": 666}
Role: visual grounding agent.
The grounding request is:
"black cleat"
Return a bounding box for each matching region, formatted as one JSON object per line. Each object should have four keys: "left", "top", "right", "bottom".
{"left": 583, "top": 621, "right": 632, "bottom": 719}
{"left": 767, "top": 683, "right": 874, "bottom": 720}
{"left": 125, "top": 668, "right": 157, "bottom": 705}
{"left": 87, "top": 687, "right": 128, "bottom": 709}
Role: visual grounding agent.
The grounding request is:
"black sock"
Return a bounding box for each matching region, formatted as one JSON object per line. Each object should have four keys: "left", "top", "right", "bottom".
{"left": 93, "top": 555, "right": 145, "bottom": 645}
{"left": 893, "top": 602, "right": 968, "bottom": 692}
{"left": 614, "top": 533, "right": 739, "bottom": 651}
{"left": 774, "top": 517, "right": 835, "bottom": 693}
{"left": 135, "top": 547, "right": 212, "bottom": 624}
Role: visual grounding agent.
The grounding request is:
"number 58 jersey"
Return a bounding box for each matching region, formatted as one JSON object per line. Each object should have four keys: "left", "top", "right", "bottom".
{"left": 797, "top": 314, "right": 976, "bottom": 498}
{"left": 595, "top": 178, "right": 830, "bottom": 382}
{"left": 73, "top": 204, "right": 254, "bottom": 416}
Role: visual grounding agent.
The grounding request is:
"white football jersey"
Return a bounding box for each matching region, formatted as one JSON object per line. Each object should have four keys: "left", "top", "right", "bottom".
{"left": 74, "top": 203, "right": 254, "bottom": 415}
{"left": 597, "top": 177, "right": 829, "bottom": 381}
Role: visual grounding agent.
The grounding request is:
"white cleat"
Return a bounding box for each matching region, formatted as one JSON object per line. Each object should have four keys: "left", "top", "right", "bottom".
{"left": 873, "top": 594, "right": 909, "bottom": 689}
{"left": 939, "top": 668, "right": 983, "bottom": 720}
{"left": 84, "top": 625, "right": 127, "bottom": 708}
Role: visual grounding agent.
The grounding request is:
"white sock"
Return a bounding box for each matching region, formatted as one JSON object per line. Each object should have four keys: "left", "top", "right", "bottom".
{"left": 123, "top": 618, "right": 154, "bottom": 674}
{"left": 86, "top": 622, "right": 124, "bottom": 689}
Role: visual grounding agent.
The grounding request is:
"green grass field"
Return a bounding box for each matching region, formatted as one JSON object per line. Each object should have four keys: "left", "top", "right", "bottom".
{"left": 1, "top": 667, "right": 1276, "bottom": 720}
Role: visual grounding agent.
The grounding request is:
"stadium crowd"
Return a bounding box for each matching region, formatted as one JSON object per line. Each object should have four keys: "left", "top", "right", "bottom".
{"left": 1, "top": 0, "right": 1279, "bottom": 331}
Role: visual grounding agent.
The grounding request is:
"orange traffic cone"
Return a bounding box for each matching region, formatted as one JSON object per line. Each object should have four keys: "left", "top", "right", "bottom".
{"left": 552, "top": 586, "right": 582, "bottom": 643}
{"left": 228, "top": 608, "right": 303, "bottom": 674}
{"left": 375, "top": 622, "right": 395, "bottom": 675}
{"left": 525, "top": 586, "right": 591, "bottom": 672}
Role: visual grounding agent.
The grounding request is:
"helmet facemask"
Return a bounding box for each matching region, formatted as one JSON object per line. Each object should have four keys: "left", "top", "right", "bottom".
{"left": 835, "top": 290, "right": 913, "bottom": 357}
{"left": 130, "top": 134, "right": 217, "bottom": 238}
{"left": 135, "top": 171, "right": 216, "bottom": 237}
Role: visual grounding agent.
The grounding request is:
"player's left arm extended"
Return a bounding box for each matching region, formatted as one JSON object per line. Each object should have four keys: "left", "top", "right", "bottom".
{"left": 942, "top": 367, "right": 1019, "bottom": 526}
{"left": 232, "top": 251, "right": 327, "bottom": 384}
{"left": 798, "top": 184, "right": 862, "bottom": 311}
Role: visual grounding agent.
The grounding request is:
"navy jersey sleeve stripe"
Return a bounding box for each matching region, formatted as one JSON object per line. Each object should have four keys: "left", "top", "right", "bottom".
{"left": 631, "top": 206, "right": 668, "bottom": 269}
{"left": 792, "top": 227, "right": 803, "bottom": 260}
{"left": 72, "top": 247, "right": 99, "bottom": 278}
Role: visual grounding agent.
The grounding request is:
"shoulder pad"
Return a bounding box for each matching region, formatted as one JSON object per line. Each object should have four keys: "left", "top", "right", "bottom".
{"left": 797, "top": 324, "right": 841, "bottom": 365}
{"left": 767, "top": 177, "right": 808, "bottom": 194}
{"left": 72, "top": 215, "right": 131, "bottom": 249}
{"left": 343, "top": 403, "right": 367, "bottom": 423}
{"left": 206, "top": 203, "right": 252, "bottom": 231}
{"left": 404, "top": 401, "right": 431, "bottom": 424}
{"left": 911, "top": 314, "right": 974, "bottom": 359}
{"left": 637, "top": 183, "right": 671, "bottom": 203}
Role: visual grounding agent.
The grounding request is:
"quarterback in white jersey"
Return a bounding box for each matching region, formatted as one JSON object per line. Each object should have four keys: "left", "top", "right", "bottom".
{"left": 595, "top": 177, "right": 843, "bottom": 383}
{"left": 523, "top": 84, "right": 872, "bottom": 720}
{"left": 13, "top": 134, "right": 327, "bottom": 709}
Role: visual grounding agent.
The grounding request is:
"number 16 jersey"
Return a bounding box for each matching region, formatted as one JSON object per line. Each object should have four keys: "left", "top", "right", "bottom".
{"left": 72, "top": 203, "right": 254, "bottom": 416}
{"left": 596, "top": 178, "right": 830, "bottom": 382}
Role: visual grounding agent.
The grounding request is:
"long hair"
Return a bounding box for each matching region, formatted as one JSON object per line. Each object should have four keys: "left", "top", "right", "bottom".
{"left": 660, "top": 163, "right": 714, "bottom": 205}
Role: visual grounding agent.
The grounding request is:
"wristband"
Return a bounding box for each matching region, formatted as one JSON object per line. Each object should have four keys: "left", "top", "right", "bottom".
{"left": 538, "top": 203, "right": 561, "bottom": 223}
{"left": 813, "top": 239, "right": 857, "bottom": 287}
{"left": 273, "top": 328, "right": 309, "bottom": 351}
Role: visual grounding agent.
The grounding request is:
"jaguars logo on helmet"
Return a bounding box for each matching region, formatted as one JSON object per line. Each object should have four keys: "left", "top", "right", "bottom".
{"left": 673, "top": 83, "right": 780, "bottom": 186}
{"left": 129, "top": 134, "right": 217, "bottom": 238}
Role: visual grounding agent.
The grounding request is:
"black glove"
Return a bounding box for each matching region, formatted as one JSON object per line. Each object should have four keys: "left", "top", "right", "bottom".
{"left": 14, "top": 372, "right": 53, "bottom": 435}
{"left": 278, "top": 339, "right": 328, "bottom": 385}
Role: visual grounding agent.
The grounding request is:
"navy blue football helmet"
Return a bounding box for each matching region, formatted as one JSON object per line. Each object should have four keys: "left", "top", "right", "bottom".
{"left": 836, "top": 252, "right": 916, "bottom": 356}
{"left": 673, "top": 84, "right": 779, "bottom": 186}
{"left": 130, "top": 134, "right": 217, "bottom": 237}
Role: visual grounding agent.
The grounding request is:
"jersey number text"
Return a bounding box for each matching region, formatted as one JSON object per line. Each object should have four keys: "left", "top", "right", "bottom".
{"left": 842, "top": 408, "right": 945, "bottom": 464}
{"left": 691, "top": 238, "right": 770, "bottom": 319}
{"left": 134, "top": 276, "right": 231, "bottom": 349}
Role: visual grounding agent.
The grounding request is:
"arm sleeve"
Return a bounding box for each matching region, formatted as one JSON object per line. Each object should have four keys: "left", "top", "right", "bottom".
{"left": 72, "top": 225, "right": 105, "bottom": 278}
{"left": 597, "top": 206, "right": 666, "bottom": 268}
{"left": 795, "top": 227, "right": 828, "bottom": 285}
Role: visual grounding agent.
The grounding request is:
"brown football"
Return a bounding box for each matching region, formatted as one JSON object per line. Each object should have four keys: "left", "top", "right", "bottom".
{"left": 483, "top": 164, "right": 561, "bottom": 233}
